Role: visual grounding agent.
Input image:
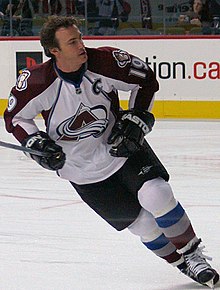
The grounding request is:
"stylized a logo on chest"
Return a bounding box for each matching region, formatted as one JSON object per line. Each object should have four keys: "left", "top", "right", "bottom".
{"left": 57, "top": 103, "right": 108, "bottom": 141}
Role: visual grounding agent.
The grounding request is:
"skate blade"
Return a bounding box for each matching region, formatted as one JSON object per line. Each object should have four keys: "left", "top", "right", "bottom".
{"left": 205, "top": 278, "right": 214, "bottom": 289}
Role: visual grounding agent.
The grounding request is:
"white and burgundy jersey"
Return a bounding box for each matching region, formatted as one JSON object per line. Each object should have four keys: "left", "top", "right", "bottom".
{"left": 4, "top": 46, "right": 159, "bottom": 184}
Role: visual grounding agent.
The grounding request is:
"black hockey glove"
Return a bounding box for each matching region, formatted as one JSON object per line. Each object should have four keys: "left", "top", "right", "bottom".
{"left": 108, "top": 110, "right": 155, "bottom": 158}
{"left": 22, "top": 131, "right": 66, "bottom": 171}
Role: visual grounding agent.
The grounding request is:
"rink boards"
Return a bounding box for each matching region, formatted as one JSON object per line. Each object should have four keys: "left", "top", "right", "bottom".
{"left": 1, "top": 99, "right": 220, "bottom": 119}
{"left": 0, "top": 36, "right": 220, "bottom": 119}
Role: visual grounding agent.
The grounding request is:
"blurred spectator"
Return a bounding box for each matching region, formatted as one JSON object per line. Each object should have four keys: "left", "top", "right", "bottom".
{"left": 87, "top": 0, "right": 99, "bottom": 22}
{"left": 178, "top": 0, "right": 211, "bottom": 27}
{"left": 1, "top": 0, "right": 34, "bottom": 36}
{"left": 48, "top": 0, "right": 84, "bottom": 16}
{"left": 1, "top": 0, "right": 19, "bottom": 35}
{"left": 75, "top": 0, "right": 84, "bottom": 15}
{"left": 49, "top": 0, "right": 62, "bottom": 14}
{"left": 65, "top": 0, "right": 106, "bottom": 20}
{"left": 209, "top": 0, "right": 220, "bottom": 17}
{"left": 0, "top": 0, "right": 10, "bottom": 16}
{"left": 36, "top": 0, "right": 49, "bottom": 15}
{"left": 65, "top": 0, "right": 74, "bottom": 15}
{"left": 208, "top": 0, "right": 220, "bottom": 33}
{"left": 95, "top": 0, "right": 130, "bottom": 35}
{"left": 0, "top": 0, "right": 19, "bottom": 18}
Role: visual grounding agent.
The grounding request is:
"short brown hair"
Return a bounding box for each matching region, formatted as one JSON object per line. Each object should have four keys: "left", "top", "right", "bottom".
{"left": 40, "top": 16, "right": 79, "bottom": 58}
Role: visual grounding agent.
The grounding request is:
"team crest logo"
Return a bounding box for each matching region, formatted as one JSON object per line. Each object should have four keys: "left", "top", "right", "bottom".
{"left": 16, "top": 70, "right": 30, "bottom": 91}
{"left": 57, "top": 103, "right": 108, "bottom": 141}
{"left": 112, "top": 50, "right": 131, "bottom": 68}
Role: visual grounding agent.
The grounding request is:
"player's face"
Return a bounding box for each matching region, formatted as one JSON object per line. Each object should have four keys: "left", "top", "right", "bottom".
{"left": 53, "top": 25, "right": 88, "bottom": 72}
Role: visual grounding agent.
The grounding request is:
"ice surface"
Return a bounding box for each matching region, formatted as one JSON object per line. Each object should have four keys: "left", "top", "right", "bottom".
{"left": 0, "top": 118, "right": 220, "bottom": 290}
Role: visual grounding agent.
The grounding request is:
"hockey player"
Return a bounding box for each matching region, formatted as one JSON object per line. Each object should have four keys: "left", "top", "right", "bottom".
{"left": 4, "top": 16, "right": 219, "bottom": 288}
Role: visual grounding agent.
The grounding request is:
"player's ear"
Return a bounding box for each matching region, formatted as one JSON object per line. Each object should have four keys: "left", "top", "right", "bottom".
{"left": 49, "top": 47, "right": 59, "bottom": 57}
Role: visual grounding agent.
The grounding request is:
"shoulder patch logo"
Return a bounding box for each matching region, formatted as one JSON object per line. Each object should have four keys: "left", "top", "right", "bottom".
{"left": 7, "top": 93, "right": 17, "bottom": 112}
{"left": 112, "top": 49, "right": 131, "bottom": 68}
{"left": 16, "top": 70, "right": 30, "bottom": 91}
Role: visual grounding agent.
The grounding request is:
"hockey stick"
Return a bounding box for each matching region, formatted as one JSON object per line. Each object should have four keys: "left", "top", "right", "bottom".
{"left": 0, "top": 140, "right": 51, "bottom": 157}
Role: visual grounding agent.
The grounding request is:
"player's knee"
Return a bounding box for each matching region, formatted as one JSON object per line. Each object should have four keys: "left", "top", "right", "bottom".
{"left": 138, "top": 177, "right": 177, "bottom": 217}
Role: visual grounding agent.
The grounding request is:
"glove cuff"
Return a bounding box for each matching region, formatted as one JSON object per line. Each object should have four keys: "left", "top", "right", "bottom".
{"left": 121, "top": 110, "right": 155, "bottom": 135}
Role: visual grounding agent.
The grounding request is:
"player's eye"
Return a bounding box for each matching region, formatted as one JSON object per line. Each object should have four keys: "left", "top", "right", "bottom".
{"left": 68, "top": 40, "right": 77, "bottom": 45}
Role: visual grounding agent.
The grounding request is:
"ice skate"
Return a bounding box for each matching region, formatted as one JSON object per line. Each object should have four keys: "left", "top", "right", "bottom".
{"left": 179, "top": 239, "right": 219, "bottom": 288}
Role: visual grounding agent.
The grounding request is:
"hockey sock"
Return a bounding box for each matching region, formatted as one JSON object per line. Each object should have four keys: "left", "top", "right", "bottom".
{"left": 142, "top": 233, "right": 184, "bottom": 267}
{"left": 155, "top": 202, "right": 196, "bottom": 250}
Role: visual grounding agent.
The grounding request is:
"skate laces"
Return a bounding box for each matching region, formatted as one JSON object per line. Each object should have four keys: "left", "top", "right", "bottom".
{"left": 179, "top": 240, "right": 219, "bottom": 287}
{"left": 196, "top": 245, "right": 212, "bottom": 261}
{"left": 184, "top": 243, "right": 212, "bottom": 276}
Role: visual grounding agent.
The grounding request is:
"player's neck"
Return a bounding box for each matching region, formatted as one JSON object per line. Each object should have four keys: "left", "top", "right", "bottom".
{"left": 55, "top": 60, "right": 81, "bottom": 73}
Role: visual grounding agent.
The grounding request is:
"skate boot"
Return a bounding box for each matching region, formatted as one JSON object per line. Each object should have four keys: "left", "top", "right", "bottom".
{"left": 178, "top": 239, "right": 219, "bottom": 288}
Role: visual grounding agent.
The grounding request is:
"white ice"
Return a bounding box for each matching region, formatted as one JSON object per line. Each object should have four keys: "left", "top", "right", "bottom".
{"left": 0, "top": 118, "right": 220, "bottom": 290}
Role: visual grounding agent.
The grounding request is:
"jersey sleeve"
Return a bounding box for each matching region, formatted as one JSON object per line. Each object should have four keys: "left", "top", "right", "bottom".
{"left": 4, "top": 60, "right": 56, "bottom": 143}
{"left": 86, "top": 46, "right": 159, "bottom": 111}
